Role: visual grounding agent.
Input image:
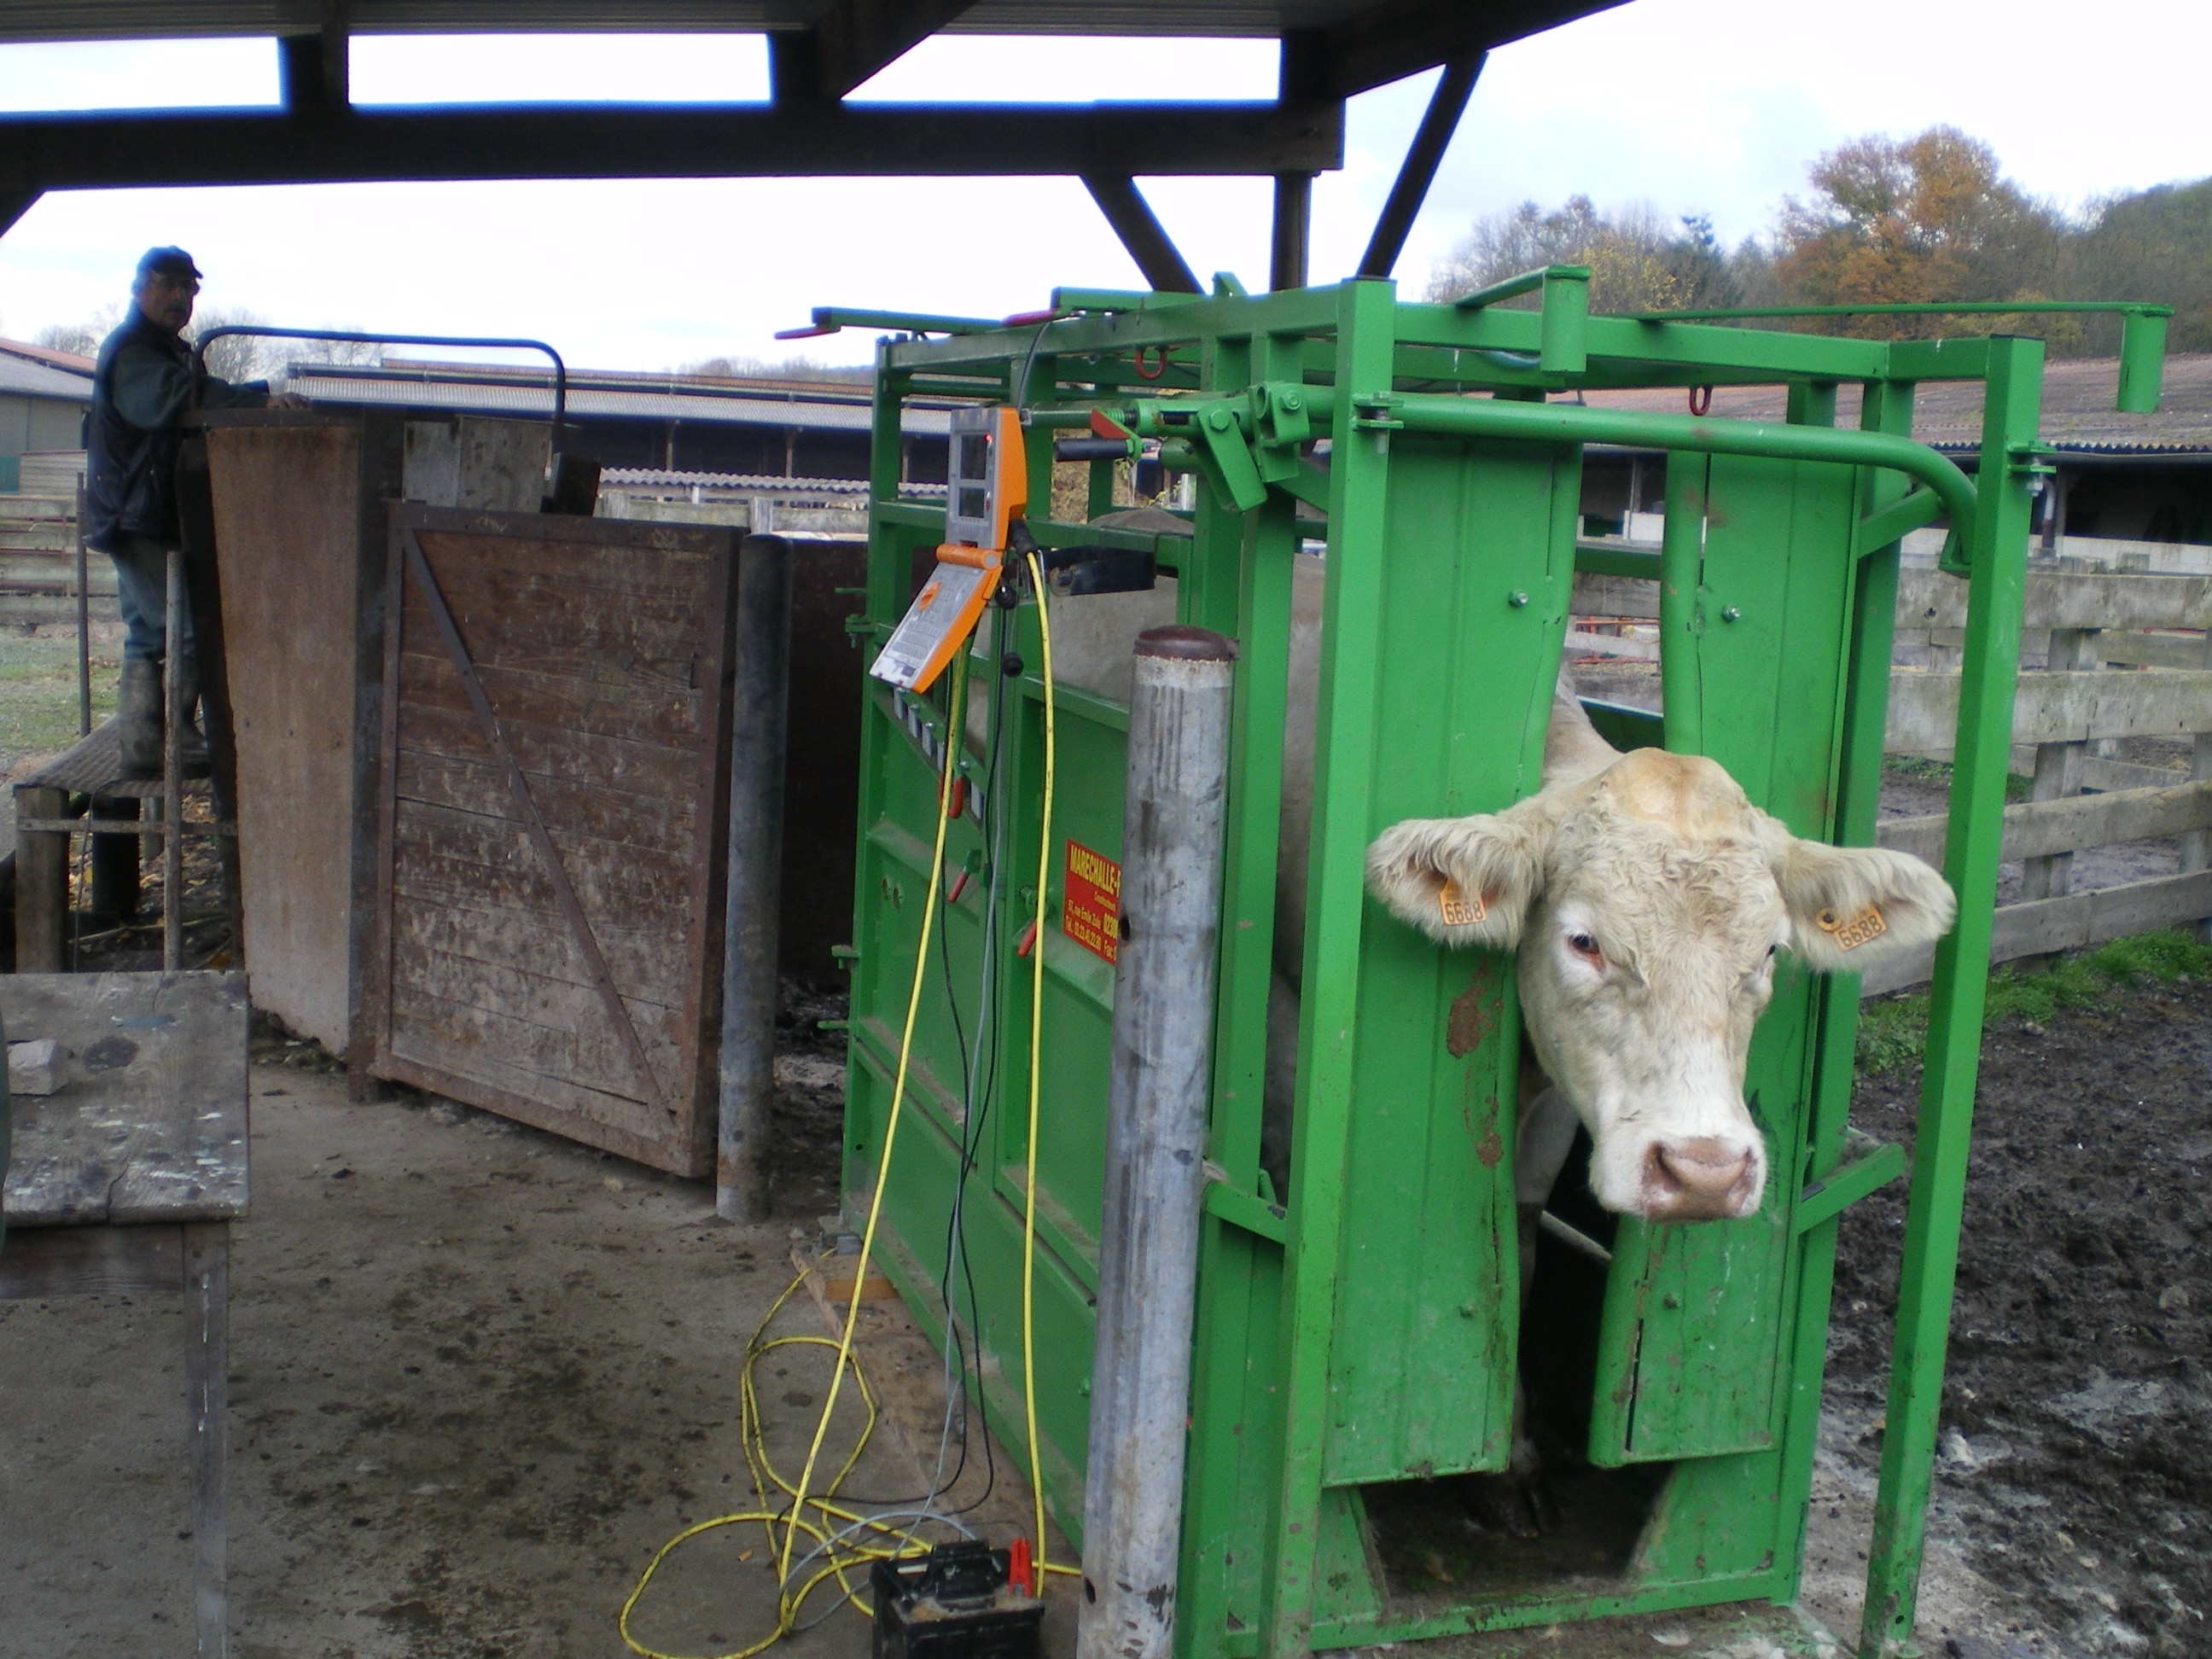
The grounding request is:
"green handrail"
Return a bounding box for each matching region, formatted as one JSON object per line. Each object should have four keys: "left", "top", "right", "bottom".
{"left": 1628, "top": 301, "right": 2169, "bottom": 413}
{"left": 1368, "top": 391, "right": 1981, "bottom": 550}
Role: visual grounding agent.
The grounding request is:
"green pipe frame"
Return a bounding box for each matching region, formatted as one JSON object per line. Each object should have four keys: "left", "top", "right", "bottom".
{"left": 839, "top": 277, "right": 2132, "bottom": 1659}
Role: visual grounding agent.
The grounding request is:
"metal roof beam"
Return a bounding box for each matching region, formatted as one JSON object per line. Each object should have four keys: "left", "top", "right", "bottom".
{"left": 799, "top": 0, "right": 978, "bottom": 101}
{"left": 1083, "top": 174, "right": 1201, "bottom": 294}
{"left": 277, "top": 0, "right": 350, "bottom": 112}
{"left": 1320, "top": 0, "right": 1624, "bottom": 98}
{"left": 0, "top": 99, "right": 1342, "bottom": 185}
{"left": 1355, "top": 48, "right": 1480, "bottom": 278}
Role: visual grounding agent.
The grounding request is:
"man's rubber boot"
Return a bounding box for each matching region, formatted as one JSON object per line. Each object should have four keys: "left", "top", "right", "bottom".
{"left": 175, "top": 659, "right": 212, "bottom": 779}
{"left": 115, "top": 655, "right": 164, "bottom": 778}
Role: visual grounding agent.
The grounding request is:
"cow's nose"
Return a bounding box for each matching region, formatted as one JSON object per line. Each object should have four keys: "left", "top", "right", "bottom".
{"left": 1642, "top": 1137, "right": 1758, "bottom": 1220}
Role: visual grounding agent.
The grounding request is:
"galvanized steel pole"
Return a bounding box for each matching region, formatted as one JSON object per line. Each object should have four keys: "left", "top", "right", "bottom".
{"left": 717, "top": 533, "right": 794, "bottom": 1223}
{"left": 1077, "top": 625, "right": 1235, "bottom": 1659}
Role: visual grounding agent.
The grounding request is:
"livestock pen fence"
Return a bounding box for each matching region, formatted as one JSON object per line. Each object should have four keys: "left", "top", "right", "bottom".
{"left": 1572, "top": 561, "right": 2212, "bottom": 992}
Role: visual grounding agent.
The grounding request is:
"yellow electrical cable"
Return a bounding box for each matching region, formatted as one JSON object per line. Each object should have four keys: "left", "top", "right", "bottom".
{"left": 620, "top": 1259, "right": 917, "bottom": 1659}
{"left": 1019, "top": 548, "right": 1056, "bottom": 1575}
{"left": 625, "top": 553, "right": 1077, "bottom": 1659}
{"left": 623, "top": 649, "right": 971, "bottom": 1659}
{"left": 774, "top": 643, "right": 970, "bottom": 1598}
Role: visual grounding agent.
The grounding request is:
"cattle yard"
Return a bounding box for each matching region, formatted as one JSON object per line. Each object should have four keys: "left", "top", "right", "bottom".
{"left": 5, "top": 0, "right": 2208, "bottom": 1651}
{"left": 7, "top": 283, "right": 2209, "bottom": 1659}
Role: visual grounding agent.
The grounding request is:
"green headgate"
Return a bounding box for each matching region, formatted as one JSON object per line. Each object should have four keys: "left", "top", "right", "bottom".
{"left": 834, "top": 275, "right": 2162, "bottom": 1657}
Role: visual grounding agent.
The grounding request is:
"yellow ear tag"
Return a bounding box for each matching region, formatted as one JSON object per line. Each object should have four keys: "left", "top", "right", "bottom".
{"left": 1437, "top": 878, "right": 1487, "bottom": 928}
{"left": 1815, "top": 904, "right": 1887, "bottom": 952}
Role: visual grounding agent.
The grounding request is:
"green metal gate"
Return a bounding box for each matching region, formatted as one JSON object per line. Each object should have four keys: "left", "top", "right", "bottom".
{"left": 834, "top": 275, "right": 2159, "bottom": 1657}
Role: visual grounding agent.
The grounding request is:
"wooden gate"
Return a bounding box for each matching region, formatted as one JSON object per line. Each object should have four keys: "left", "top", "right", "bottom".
{"left": 365, "top": 505, "right": 738, "bottom": 1174}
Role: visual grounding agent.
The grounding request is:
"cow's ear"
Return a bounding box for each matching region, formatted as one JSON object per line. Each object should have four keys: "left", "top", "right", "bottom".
{"left": 1365, "top": 805, "right": 1548, "bottom": 948}
{"left": 1770, "top": 835, "right": 1956, "bottom": 972}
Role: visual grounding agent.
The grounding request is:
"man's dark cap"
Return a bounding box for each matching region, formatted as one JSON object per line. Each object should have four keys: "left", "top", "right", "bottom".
{"left": 135, "top": 246, "right": 202, "bottom": 282}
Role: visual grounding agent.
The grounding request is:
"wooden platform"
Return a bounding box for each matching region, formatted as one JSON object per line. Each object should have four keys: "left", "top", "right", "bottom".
{"left": 1, "top": 971, "right": 249, "bottom": 1226}
{"left": 14, "top": 719, "right": 178, "bottom": 800}
{"left": 1, "top": 969, "right": 249, "bottom": 1659}
{"left": 9, "top": 722, "right": 224, "bottom": 974}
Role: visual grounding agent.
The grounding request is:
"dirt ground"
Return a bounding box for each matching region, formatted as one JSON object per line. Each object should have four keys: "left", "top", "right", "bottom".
{"left": 0, "top": 1033, "right": 1069, "bottom": 1659}
{"left": 1, "top": 994, "right": 2123, "bottom": 1659}
{"left": 1831, "top": 980, "right": 2212, "bottom": 1658}
{"left": 3, "top": 649, "right": 2202, "bottom": 1658}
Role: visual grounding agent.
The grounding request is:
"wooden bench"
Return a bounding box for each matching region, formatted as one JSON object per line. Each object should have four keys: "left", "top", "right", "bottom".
{"left": 1, "top": 970, "right": 250, "bottom": 1658}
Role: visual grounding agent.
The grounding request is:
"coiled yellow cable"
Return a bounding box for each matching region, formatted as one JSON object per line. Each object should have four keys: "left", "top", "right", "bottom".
{"left": 623, "top": 554, "right": 1069, "bottom": 1658}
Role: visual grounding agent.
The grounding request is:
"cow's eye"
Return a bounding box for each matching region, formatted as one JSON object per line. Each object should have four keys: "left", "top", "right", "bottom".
{"left": 1567, "top": 932, "right": 1602, "bottom": 963}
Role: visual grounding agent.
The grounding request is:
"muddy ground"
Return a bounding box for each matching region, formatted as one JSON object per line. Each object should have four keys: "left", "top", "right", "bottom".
{"left": 5, "top": 649, "right": 2206, "bottom": 1656}
{"left": 1833, "top": 981, "right": 2212, "bottom": 1658}
{"left": 6, "top": 964, "right": 2195, "bottom": 1657}
{"left": 0, "top": 1027, "right": 2041, "bottom": 1659}
{"left": 0, "top": 1026, "right": 1062, "bottom": 1659}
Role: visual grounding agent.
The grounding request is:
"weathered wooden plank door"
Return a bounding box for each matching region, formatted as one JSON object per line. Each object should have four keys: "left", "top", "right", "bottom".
{"left": 367, "top": 505, "right": 738, "bottom": 1175}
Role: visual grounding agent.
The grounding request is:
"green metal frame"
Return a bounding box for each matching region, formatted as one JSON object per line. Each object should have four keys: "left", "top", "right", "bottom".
{"left": 836, "top": 276, "right": 2088, "bottom": 1659}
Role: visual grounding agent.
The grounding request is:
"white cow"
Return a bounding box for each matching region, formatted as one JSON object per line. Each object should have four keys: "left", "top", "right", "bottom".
{"left": 1004, "top": 509, "right": 1955, "bottom": 1223}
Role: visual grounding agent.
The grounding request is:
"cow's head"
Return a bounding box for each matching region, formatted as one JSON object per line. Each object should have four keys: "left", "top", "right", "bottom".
{"left": 1365, "top": 747, "right": 1953, "bottom": 1221}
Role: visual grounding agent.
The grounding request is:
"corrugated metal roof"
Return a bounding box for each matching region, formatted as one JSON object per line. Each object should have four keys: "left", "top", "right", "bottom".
{"left": 1579, "top": 353, "right": 2212, "bottom": 458}
{"left": 0, "top": 349, "right": 91, "bottom": 400}
{"left": 0, "top": 338, "right": 93, "bottom": 375}
{"left": 285, "top": 370, "right": 949, "bottom": 434}
{"left": 601, "top": 468, "right": 871, "bottom": 493}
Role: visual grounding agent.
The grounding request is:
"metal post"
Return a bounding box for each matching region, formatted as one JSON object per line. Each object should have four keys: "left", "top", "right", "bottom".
{"left": 1269, "top": 172, "right": 1312, "bottom": 292}
{"left": 1354, "top": 51, "right": 1483, "bottom": 281}
{"left": 1658, "top": 454, "right": 1708, "bottom": 754}
{"left": 1860, "top": 335, "right": 2043, "bottom": 1659}
{"left": 717, "top": 533, "right": 794, "bottom": 1223}
{"left": 163, "top": 548, "right": 186, "bottom": 972}
{"left": 1077, "top": 625, "right": 1235, "bottom": 1659}
{"left": 74, "top": 474, "right": 90, "bottom": 736}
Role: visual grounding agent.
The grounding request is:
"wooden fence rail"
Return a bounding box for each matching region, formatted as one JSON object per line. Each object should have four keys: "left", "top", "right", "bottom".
{"left": 1570, "top": 559, "right": 2212, "bottom": 989}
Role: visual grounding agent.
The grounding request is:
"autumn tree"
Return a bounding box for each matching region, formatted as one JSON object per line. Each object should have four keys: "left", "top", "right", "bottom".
{"left": 1773, "top": 126, "right": 2064, "bottom": 336}
{"left": 1425, "top": 197, "right": 1742, "bottom": 314}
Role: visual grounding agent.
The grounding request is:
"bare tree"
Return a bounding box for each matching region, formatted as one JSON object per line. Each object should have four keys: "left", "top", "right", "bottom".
{"left": 37, "top": 306, "right": 122, "bottom": 359}
{"left": 684, "top": 352, "right": 868, "bottom": 382}
{"left": 189, "top": 306, "right": 282, "bottom": 381}
{"left": 1425, "top": 197, "right": 1742, "bottom": 314}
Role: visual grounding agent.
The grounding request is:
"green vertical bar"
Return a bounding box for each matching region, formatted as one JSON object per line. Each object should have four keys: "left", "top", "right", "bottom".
{"left": 1086, "top": 457, "right": 1117, "bottom": 519}
{"left": 1658, "top": 454, "right": 1707, "bottom": 754}
{"left": 847, "top": 358, "right": 915, "bottom": 1149}
{"left": 1259, "top": 279, "right": 1397, "bottom": 1659}
{"left": 1773, "top": 376, "right": 1913, "bottom": 1601}
{"left": 1178, "top": 492, "right": 1298, "bottom": 1659}
{"left": 1860, "top": 338, "right": 2041, "bottom": 1658}
{"left": 1184, "top": 329, "right": 1253, "bottom": 632}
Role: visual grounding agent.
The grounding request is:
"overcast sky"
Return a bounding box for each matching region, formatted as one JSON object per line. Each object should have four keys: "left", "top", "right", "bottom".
{"left": 0, "top": 0, "right": 2201, "bottom": 374}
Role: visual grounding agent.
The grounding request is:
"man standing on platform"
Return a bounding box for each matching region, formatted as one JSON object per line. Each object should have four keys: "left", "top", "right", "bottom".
{"left": 84, "top": 246, "right": 306, "bottom": 777}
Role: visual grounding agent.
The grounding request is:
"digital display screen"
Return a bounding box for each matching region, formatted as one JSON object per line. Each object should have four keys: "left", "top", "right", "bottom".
{"left": 958, "top": 433, "right": 992, "bottom": 486}
{"left": 958, "top": 486, "right": 989, "bottom": 523}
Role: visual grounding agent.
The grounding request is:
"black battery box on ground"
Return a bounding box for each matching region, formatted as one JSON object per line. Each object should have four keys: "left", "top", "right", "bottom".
{"left": 870, "top": 1540, "right": 1045, "bottom": 1659}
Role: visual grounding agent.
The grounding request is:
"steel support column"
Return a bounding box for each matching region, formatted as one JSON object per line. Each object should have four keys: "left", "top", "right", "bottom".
{"left": 1355, "top": 50, "right": 1482, "bottom": 279}
{"left": 1085, "top": 175, "right": 1202, "bottom": 294}
{"left": 1270, "top": 172, "right": 1312, "bottom": 291}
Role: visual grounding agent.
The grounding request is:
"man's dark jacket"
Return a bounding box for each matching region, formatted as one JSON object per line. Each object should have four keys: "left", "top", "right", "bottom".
{"left": 84, "top": 311, "right": 266, "bottom": 551}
